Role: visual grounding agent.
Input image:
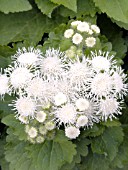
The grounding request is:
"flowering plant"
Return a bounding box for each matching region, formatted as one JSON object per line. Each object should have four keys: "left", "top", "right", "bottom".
{"left": 0, "top": 1, "right": 128, "bottom": 170}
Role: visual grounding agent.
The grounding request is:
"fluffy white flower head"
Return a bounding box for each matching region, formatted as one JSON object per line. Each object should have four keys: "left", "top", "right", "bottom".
{"left": 76, "top": 115, "right": 88, "bottom": 127}
{"left": 54, "top": 103, "right": 77, "bottom": 125}
{"left": 12, "top": 47, "right": 42, "bottom": 66}
{"left": 54, "top": 92, "right": 67, "bottom": 106}
{"left": 68, "top": 60, "right": 91, "bottom": 89}
{"left": 85, "top": 37, "right": 96, "bottom": 47}
{"left": 12, "top": 96, "right": 36, "bottom": 117}
{"left": 0, "top": 74, "right": 9, "bottom": 96}
{"left": 64, "top": 29, "right": 74, "bottom": 38}
{"left": 65, "top": 126, "right": 80, "bottom": 139}
{"left": 91, "top": 25, "right": 100, "bottom": 34}
{"left": 90, "top": 51, "right": 115, "bottom": 72}
{"left": 75, "top": 98, "right": 90, "bottom": 111}
{"left": 41, "top": 57, "right": 61, "bottom": 76}
{"left": 9, "top": 65, "right": 33, "bottom": 90}
{"left": 91, "top": 73, "right": 113, "bottom": 98}
{"left": 91, "top": 56, "right": 111, "bottom": 72}
{"left": 77, "top": 22, "right": 90, "bottom": 32}
{"left": 112, "top": 67, "right": 127, "bottom": 97}
{"left": 40, "top": 49, "right": 65, "bottom": 78}
{"left": 36, "top": 111, "right": 46, "bottom": 123}
{"left": 99, "top": 98, "right": 121, "bottom": 120}
{"left": 72, "top": 33, "right": 83, "bottom": 45}
{"left": 41, "top": 80, "right": 57, "bottom": 102}
{"left": 26, "top": 76, "right": 44, "bottom": 99}
{"left": 28, "top": 127, "right": 37, "bottom": 138}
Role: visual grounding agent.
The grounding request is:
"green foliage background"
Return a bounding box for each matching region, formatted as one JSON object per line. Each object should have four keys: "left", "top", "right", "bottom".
{"left": 0, "top": 0, "right": 128, "bottom": 170}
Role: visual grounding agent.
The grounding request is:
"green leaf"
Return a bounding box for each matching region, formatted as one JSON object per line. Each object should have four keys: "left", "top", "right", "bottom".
{"left": 58, "top": 0, "right": 98, "bottom": 18}
{"left": 0, "top": 137, "right": 9, "bottom": 170}
{"left": 93, "top": 0, "right": 128, "bottom": 24}
{"left": 110, "top": 125, "right": 128, "bottom": 169}
{"left": 112, "top": 18, "right": 128, "bottom": 30}
{"left": 98, "top": 15, "right": 127, "bottom": 59}
{"left": 101, "top": 119, "right": 121, "bottom": 127}
{"left": 0, "top": 0, "right": 32, "bottom": 14}
{"left": 2, "top": 114, "right": 27, "bottom": 141}
{"left": 35, "top": 0, "right": 58, "bottom": 18}
{"left": 0, "top": 9, "right": 67, "bottom": 45}
{"left": 76, "top": 139, "right": 90, "bottom": 157}
{"left": 81, "top": 124, "right": 105, "bottom": 138}
{"left": 91, "top": 126, "right": 124, "bottom": 161}
{"left": 5, "top": 131, "right": 76, "bottom": 170}
{"left": 50, "top": 137, "right": 90, "bottom": 170}
{"left": 0, "top": 45, "right": 16, "bottom": 68}
{"left": 0, "top": 95, "right": 15, "bottom": 119}
{"left": 5, "top": 141, "right": 33, "bottom": 170}
{"left": 51, "top": 0, "right": 77, "bottom": 12}
{"left": 77, "top": 0, "right": 98, "bottom": 17}
{"left": 81, "top": 151, "right": 110, "bottom": 170}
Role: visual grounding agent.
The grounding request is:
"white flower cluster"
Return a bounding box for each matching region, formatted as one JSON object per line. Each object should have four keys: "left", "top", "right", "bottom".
{"left": 0, "top": 47, "right": 127, "bottom": 140}
{"left": 64, "top": 20, "right": 100, "bottom": 48}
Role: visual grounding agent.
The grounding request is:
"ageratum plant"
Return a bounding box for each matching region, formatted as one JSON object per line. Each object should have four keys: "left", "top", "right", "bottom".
{"left": 0, "top": 1, "right": 128, "bottom": 170}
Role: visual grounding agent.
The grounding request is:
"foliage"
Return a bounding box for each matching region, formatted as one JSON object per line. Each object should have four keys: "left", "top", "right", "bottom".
{"left": 0, "top": 0, "right": 128, "bottom": 170}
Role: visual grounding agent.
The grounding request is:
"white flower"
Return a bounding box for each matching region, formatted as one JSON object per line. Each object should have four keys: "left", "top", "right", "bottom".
{"left": 99, "top": 98, "right": 122, "bottom": 121}
{"left": 41, "top": 80, "right": 58, "bottom": 102}
{"left": 90, "top": 72, "right": 113, "bottom": 98}
{"left": 76, "top": 115, "right": 88, "bottom": 127}
{"left": 75, "top": 98, "right": 90, "bottom": 111}
{"left": 90, "top": 51, "right": 115, "bottom": 72}
{"left": 27, "top": 127, "right": 37, "bottom": 138}
{"left": 36, "top": 136, "right": 45, "bottom": 143}
{"left": 18, "top": 115, "right": 29, "bottom": 124}
{"left": 40, "top": 48, "right": 66, "bottom": 79}
{"left": 53, "top": 103, "right": 77, "bottom": 126}
{"left": 36, "top": 111, "right": 46, "bottom": 123}
{"left": 71, "top": 21, "right": 81, "bottom": 27}
{"left": 72, "top": 33, "right": 83, "bottom": 45}
{"left": 55, "top": 78, "right": 74, "bottom": 101}
{"left": 112, "top": 67, "right": 127, "bottom": 98}
{"left": 68, "top": 57, "right": 93, "bottom": 90}
{"left": 91, "top": 56, "right": 110, "bottom": 72}
{"left": 12, "top": 47, "right": 42, "bottom": 66}
{"left": 91, "top": 25, "right": 100, "bottom": 34}
{"left": 85, "top": 37, "right": 96, "bottom": 47}
{"left": 6, "top": 64, "right": 33, "bottom": 91}
{"left": 11, "top": 96, "right": 36, "bottom": 117}
{"left": 65, "top": 126, "right": 80, "bottom": 139}
{"left": 0, "top": 73, "right": 9, "bottom": 97}
{"left": 74, "top": 93, "right": 99, "bottom": 126}
{"left": 77, "top": 22, "right": 90, "bottom": 32}
{"left": 45, "top": 121, "right": 55, "bottom": 131}
{"left": 54, "top": 92, "right": 67, "bottom": 106}
{"left": 26, "top": 75, "right": 44, "bottom": 99}
{"left": 64, "top": 29, "right": 74, "bottom": 38}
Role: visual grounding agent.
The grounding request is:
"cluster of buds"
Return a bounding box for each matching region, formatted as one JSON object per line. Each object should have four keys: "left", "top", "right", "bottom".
{"left": 64, "top": 20, "right": 100, "bottom": 48}
{"left": 24, "top": 111, "right": 56, "bottom": 144}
